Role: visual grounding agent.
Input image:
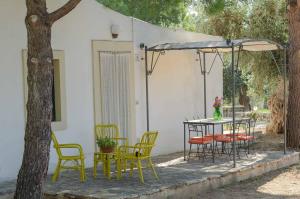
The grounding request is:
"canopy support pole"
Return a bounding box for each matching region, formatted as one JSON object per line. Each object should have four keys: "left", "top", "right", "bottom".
{"left": 204, "top": 53, "right": 207, "bottom": 118}
{"left": 231, "top": 43, "right": 236, "bottom": 168}
{"left": 145, "top": 46, "right": 150, "bottom": 131}
{"left": 284, "top": 46, "right": 287, "bottom": 154}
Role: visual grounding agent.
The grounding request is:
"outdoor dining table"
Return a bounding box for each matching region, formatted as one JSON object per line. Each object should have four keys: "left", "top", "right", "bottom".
{"left": 183, "top": 117, "right": 251, "bottom": 162}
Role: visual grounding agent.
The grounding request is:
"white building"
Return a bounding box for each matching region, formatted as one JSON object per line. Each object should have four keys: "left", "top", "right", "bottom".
{"left": 0, "top": 0, "right": 223, "bottom": 182}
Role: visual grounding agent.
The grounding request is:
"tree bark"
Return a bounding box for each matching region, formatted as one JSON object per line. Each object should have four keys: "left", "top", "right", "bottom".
{"left": 14, "top": 1, "right": 81, "bottom": 198}
{"left": 267, "top": 78, "right": 286, "bottom": 135}
{"left": 287, "top": 0, "right": 300, "bottom": 149}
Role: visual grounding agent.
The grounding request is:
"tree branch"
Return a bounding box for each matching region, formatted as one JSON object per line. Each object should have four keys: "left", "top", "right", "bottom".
{"left": 49, "top": 0, "right": 81, "bottom": 24}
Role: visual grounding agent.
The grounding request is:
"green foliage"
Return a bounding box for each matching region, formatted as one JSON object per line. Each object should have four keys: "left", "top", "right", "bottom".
{"left": 96, "top": 0, "right": 191, "bottom": 27}
{"left": 248, "top": 0, "right": 287, "bottom": 43}
{"left": 193, "top": 0, "right": 247, "bottom": 39}
{"left": 96, "top": 137, "right": 116, "bottom": 148}
{"left": 203, "top": 0, "right": 226, "bottom": 15}
{"left": 223, "top": 65, "right": 248, "bottom": 102}
{"left": 192, "top": 0, "right": 287, "bottom": 104}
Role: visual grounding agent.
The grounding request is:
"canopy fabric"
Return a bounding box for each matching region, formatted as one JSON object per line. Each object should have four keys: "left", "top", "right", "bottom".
{"left": 147, "top": 39, "right": 283, "bottom": 53}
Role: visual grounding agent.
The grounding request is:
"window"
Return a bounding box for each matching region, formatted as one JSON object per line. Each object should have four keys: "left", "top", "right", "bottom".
{"left": 22, "top": 50, "right": 67, "bottom": 130}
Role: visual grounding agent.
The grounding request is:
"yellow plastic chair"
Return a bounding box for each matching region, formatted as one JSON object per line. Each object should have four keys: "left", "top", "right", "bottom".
{"left": 119, "top": 131, "right": 159, "bottom": 183}
{"left": 51, "top": 132, "right": 86, "bottom": 182}
{"left": 93, "top": 124, "right": 128, "bottom": 179}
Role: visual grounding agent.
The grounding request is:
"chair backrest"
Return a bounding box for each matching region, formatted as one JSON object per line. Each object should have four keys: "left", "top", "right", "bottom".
{"left": 139, "top": 131, "right": 158, "bottom": 156}
{"left": 95, "top": 124, "right": 120, "bottom": 139}
{"left": 95, "top": 124, "right": 122, "bottom": 152}
{"left": 51, "top": 132, "right": 62, "bottom": 157}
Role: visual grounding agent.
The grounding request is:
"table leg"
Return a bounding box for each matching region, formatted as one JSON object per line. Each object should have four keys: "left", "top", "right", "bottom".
{"left": 107, "top": 157, "right": 111, "bottom": 179}
{"left": 184, "top": 123, "right": 186, "bottom": 161}
{"left": 212, "top": 125, "right": 215, "bottom": 163}
{"left": 221, "top": 124, "right": 224, "bottom": 153}
{"left": 248, "top": 120, "right": 251, "bottom": 154}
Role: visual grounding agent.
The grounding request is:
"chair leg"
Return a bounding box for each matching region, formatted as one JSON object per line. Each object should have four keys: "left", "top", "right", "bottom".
{"left": 80, "top": 158, "right": 86, "bottom": 182}
{"left": 130, "top": 160, "right": 134, "bottom": 177}
{"left": 107, "top": 158, "right": 111, "bottom": 179}
{"left": 116, "top": 158, "right": 122, "bottom": 179}
{"left": 137, "top": 160, "right": 144, "bottom": 183}
{"left": 123, "top": 160, "right": 127, "bottom": 173}
{"left": 188, "top": 144, "right": 192, "bottom": 160}
{"left": 93, "top": 154, "right": 98, "bottom": 178}
{"left": 148, "top": 158, "right": 159, "bottom": 180}
{"left": 52, "top": 159, "right": 61, "bottom": 182}
{"left": 101, "top": 154, "right": 107, "bottom": 175}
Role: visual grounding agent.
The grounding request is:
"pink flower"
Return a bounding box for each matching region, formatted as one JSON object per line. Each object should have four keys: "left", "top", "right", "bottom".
{"left": 213, "top": 96, "right": 222, "bottom": 108}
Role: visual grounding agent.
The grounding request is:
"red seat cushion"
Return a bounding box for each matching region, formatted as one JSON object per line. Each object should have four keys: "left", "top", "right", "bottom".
{"left": 225, "top": 133, "right": 246, "bottom": 137}
{"left": 237, "top": 135, "right": 254, "bottom": 141}
{"left": 215, "top": 135, "right": 234, "bottom": 143}
{"left": 204, "top": 134, "right": 222, "bottom": 139}
{"left": 189, "top": 137, "right": 212, "bottom": 144}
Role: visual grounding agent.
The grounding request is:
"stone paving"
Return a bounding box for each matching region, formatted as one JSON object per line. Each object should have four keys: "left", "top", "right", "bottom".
{"left": 0, "top": 151, "right": 297, "bottom": 199}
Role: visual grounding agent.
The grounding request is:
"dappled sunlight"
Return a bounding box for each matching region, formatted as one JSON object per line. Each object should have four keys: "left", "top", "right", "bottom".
{"left": 257, "top": 170, "right": 300, "bottom": 196}
{"left": 156, "top": 156, "right": 185, "bottom": 167}
{"left": 236, "top": 153, "right": 268, "bottom": 167}
{"left": 156, "top": 152, "right": 270, "bottom": 174}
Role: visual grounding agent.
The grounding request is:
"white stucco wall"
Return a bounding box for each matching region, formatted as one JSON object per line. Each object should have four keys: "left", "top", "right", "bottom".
{"left": 0, "top": 0, "right": 222, "bottom": 182}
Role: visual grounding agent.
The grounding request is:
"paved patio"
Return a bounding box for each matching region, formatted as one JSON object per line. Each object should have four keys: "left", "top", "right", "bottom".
{"left": 0, "top": 150, "right": 298, "bottom": 199}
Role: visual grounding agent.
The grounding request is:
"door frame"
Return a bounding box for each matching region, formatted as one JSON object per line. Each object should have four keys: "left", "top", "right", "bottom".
{"left": 92, "top": 40, "right": 136, "bottom": 145}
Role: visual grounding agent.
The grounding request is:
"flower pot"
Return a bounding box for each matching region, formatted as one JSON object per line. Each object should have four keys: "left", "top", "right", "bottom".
{"left": 100, "top": 146, "right": 115, "bottom": 153}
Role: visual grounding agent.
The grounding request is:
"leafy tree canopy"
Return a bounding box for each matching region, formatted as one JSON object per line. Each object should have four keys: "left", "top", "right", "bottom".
{"left": 96, "top": 0, "right": 191, "bottom": 27}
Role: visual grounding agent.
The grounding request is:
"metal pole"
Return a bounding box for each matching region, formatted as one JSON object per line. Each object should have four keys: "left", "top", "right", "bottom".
{"left": 231, "top": 43, "right": 236, "bottom": 168}
{"left": 184, "top": 123, "right": 186, "bottom": 160}
{"left": 203, "top": 53, "right": 207, "bottom": 118}
{"left": 145, "top": 46, "right": 150, "bottom": 131}
{"left": 283, "top": 46, "right": 287, "bottom": 154}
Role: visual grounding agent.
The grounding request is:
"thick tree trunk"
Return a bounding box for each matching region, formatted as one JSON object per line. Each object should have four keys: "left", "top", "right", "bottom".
{"left": 287, "top": 0, "right": 300, "bottom": 149}
{"left": 14, "top": 1, "right": 53, "bottom": 198}
{"left": 14, "top": 1, "right": 81, "bottom": 198}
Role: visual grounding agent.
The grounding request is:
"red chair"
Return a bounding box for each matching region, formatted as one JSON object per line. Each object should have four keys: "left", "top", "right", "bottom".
{"left": 187, "top": 123, "right": 213, "bottom": 160}
{"left": 188, "top": 137, "right": 213, "bottom": 160}
{"left": 214, "top": 134, "right": 236, "bottom": 156}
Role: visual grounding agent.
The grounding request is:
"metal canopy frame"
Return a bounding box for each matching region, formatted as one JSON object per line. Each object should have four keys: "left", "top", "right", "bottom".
{"left": 144, "top": 39, "right": 287, "bottom": 167}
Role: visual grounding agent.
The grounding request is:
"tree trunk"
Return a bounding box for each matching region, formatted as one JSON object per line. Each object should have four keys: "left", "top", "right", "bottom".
{"left": 14, "top": 1, "right": 81, "bottom": 198}
{"left": 267, "top": 78, "right": 286, "bottom": 134}
{"left": 287, "top": 0, "right": 300, "bottom": 149}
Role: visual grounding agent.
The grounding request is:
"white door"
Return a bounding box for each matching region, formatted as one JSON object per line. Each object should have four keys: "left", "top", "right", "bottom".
{"left": 93, "top": 41, "right": 135, "bottom": 142}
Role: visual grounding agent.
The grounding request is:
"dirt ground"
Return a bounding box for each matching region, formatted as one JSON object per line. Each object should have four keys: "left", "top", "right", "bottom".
{"left": 198, "top": 163, "right": 300, "bottom": 199}
{"left": 252, "top": 130, "right": 284, "bottom": 151}
{"left": 198, "top": 126, "right": 299, "bottom": 199}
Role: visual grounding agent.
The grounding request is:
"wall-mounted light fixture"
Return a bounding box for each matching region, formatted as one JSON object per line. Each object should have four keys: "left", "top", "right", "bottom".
{"left": 111, "top": 24, "right": 120, "bottom": 39}
{"left": 140, "top": 43, "right": 145, "bottom": 49}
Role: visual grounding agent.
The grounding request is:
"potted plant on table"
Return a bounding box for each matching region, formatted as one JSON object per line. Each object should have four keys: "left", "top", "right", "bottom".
{"left": 213, "top": 96, "right": 223, "bottom": 120}
{"left": 96, "top": 137, "right": 117, "bottom": 153}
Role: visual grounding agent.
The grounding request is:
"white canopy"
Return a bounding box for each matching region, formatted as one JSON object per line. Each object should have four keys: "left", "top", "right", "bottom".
{"left": 148, "top": 39, "right": 283, "bottom": 53}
